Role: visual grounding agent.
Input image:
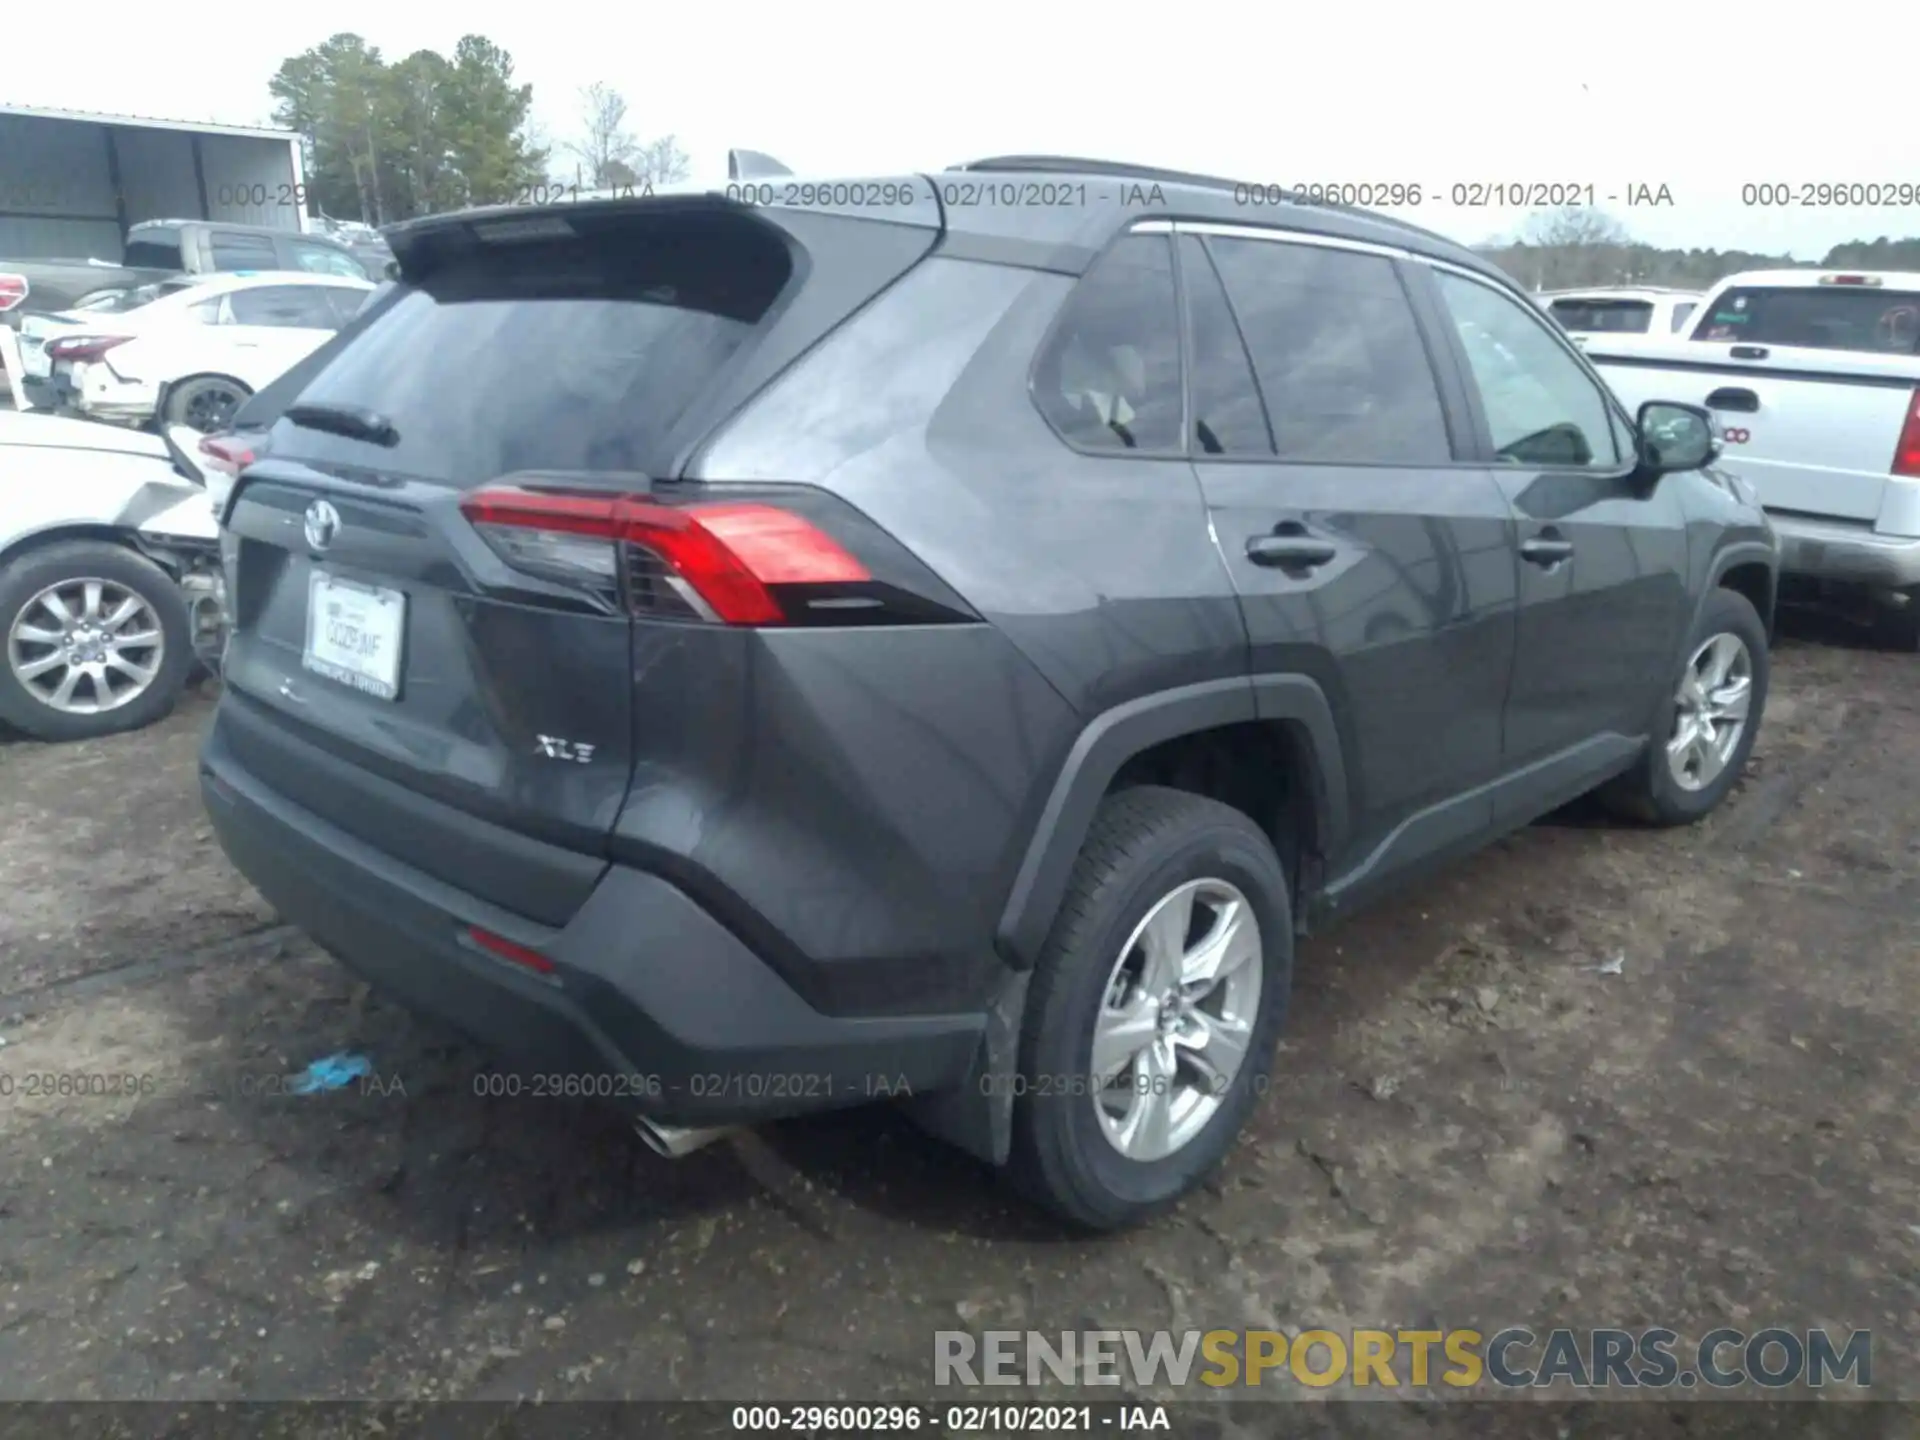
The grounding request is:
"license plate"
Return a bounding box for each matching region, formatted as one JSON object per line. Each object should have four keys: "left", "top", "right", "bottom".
{"left": 303, "top": 571, "right": 405, "bottom": 700}
{"left": 21, "top": 343, "right": 49, "bottom": 379}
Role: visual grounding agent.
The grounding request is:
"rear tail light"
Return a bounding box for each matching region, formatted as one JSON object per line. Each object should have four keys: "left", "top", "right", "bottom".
{"left": 198, "top": 435, "right": 255, "bottom": 476}
{"left": 460, "top": 486, "right": 872, "bottom": 626}
{"left": 0, "top": 274, "right": 26, "bottom": 312}
{"left": 46, "top": 334, "right": 130, "bottom": 363}
{"left": 1893, "top": 388, "right": 1920, "bottom": 478}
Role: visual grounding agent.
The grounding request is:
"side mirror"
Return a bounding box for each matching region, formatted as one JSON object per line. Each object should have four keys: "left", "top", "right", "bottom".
{"left": 1635, "top": 400, "right": 1719, "bottom": 478}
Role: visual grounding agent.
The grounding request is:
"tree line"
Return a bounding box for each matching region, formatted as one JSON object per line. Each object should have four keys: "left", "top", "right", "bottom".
{"left": 1479, "top": 207, "right": 1920, "bottom": 292}
{"left": 269, "top": 33, "right": 689, "bottom": 226}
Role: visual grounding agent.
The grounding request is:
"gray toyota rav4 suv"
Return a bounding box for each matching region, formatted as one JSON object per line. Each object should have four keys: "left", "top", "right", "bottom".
{"left": 200, "top": 157, "right": 1778, "bottom": 1229}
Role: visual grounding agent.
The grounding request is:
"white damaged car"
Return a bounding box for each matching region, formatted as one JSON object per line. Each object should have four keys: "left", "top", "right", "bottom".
{"left": 17, "top": 271, "right": 374, "bottom": 432}
{"left": 0, "top": 411, "right": 225, "bottom": 741}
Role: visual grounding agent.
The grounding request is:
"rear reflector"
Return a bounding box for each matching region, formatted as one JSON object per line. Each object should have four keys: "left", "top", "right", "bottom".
{"left": 467, "top": 926, "right": 556, "bottom": 975}
{"left": 460, "top": 486, "right": 870, "bottom": 625}
{"left": 1894, "top": 389, "right": 1920, "bottom": 478}
{"left": 0, "top": 274, "right": 25, "bottom": 312}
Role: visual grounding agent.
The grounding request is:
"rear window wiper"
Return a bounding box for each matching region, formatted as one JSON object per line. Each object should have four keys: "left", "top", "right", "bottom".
{"left": 284, "top": 402, "right": 400, "bottom": 447}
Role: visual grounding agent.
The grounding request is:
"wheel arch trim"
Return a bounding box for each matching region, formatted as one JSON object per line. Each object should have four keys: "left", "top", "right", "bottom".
{"left": 994, "top": 675, "right": 1348, "bottom": 969}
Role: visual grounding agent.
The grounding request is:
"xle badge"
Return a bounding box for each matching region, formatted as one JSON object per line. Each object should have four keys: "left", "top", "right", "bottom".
{"left": 535, "top": 735, "right": 596, "bottom": 764}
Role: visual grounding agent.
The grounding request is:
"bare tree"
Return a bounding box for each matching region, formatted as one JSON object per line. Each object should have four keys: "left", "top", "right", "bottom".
{"left": 632, "top": 133, "right": 691, "bottom": 186}
{"left": 1522, "top": 206, "right": 1631, "bottom": 248}
{"left": 567, "top": 81, "right": 638, "bottom": 188}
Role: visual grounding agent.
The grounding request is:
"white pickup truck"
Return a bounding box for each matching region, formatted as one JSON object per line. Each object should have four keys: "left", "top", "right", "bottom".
{"left": 1586, "top": 268, "right": 1920, "bottom": 647}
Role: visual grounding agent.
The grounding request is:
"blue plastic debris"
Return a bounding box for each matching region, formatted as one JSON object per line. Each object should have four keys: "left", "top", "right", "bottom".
{"left": 291, "top": 1052, "right": 373, "bottom": 1094}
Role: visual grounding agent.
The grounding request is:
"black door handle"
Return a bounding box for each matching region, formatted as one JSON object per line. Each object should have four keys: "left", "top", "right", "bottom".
{"left": 1519, "top": 536, "right": 1574, "bottom": 567}
{"left": 1706, "top": 387, "right": 1759, "bottom": 413}
{"left": 1246, "top": 534, "right": 1338, "bottom": 568}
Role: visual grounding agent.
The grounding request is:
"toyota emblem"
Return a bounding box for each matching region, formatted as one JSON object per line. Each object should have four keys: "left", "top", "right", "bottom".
{"left": 303, "top": 499, "right": 341, "bottom": 552}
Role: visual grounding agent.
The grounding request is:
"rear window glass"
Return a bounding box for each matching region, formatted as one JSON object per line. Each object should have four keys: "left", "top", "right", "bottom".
{"left": 123, "top": 227, "right": 184, "bottom": 270}
{"left": 1548, "top": 299, "right": 1654, "bottom": 333}
{"left": 1693, "top": 285, "right": 1920, "bottom": 354}
{"left": 272, "top": 214, "right": 794, "bottom": 487}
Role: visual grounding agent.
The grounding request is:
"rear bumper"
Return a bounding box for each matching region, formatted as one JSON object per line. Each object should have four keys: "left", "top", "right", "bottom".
{"left": 1770, "top": 512, "right": 1920, "bottom": 591}
{"left": 200, "top": 719, "right": 986, "bottom": 1125}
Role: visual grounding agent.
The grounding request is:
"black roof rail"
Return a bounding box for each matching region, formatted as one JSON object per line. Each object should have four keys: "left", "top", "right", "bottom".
{"left": 949, "top": 154, "right": 1463, "bottom": 251}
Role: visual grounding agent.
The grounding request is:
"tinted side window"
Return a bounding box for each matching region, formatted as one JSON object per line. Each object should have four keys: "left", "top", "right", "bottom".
{"left": 1548, "top": 298, "right": 1654, "bottom": 333}
{"left": 1179, "top": 235, "right": 1272, "bottom": 456}
{"left": 1206, "top": 237, "right": 1452, "bottom": 465}
{"left": 1034, "top": 234, "right": 1182, "bottom": 453}
{"left": 123, "top": 227, "right": 184, "bottom": 270}
{"left": 285, "top": 238, "right": 372, "bottom": 280}
{"left": 1434, "top": 270, "right": 1620, "bottom": 467}
{"left": 210, "top": 231, "right": 279, "bottom": 271}
{"left": 229, "top": 286, "right": 336, "bottom": 328}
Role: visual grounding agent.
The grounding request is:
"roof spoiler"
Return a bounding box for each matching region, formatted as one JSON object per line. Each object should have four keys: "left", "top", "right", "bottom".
{"left": 728, "top": 149, "right": 793, "bottom": 180}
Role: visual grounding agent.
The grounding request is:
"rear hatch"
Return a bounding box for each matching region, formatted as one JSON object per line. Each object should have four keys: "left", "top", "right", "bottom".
{"left": 216, "top": 192, "right": 943, "bottom": 919}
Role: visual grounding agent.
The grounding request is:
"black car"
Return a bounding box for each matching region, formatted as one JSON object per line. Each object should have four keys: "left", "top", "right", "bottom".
{"left": 198, "top": 158, "right": 1777, "bottom": 1229}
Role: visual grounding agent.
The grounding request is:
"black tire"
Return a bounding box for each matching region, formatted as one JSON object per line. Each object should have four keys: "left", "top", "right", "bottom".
{"left": 1599, "top": 587, "right": 1770, "bottom": 826}
{"left": 0, "top": 540, "right": 194, "bottom": 742}
{"left": 1005, "top": 786, "right": 1293, "bottom": 1231}
{"left": 163, "top": 374, "right": 251, "bottom": 434}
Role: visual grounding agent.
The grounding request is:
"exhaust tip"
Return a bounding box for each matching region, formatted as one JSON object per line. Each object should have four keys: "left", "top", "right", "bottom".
{"left": 635, "top": 1116, "right": 735, "bottom": 1159}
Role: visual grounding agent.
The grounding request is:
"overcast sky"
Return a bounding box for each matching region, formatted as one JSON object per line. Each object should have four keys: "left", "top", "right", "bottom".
{"left": 5, "top": 0, "right": 1917, "bottom": 259}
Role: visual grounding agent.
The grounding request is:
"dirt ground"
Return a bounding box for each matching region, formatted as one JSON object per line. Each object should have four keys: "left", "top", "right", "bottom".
{"left": 0, "top": 613, "right": 1915, "bottom": 1427}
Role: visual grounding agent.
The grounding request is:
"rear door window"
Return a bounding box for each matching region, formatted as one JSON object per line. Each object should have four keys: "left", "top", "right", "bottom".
{"left": 210, "top": 231, "right": 280, "bottom": 271}
{"left": 1033, "top": 233, "right": 1184, "bottom": 454}
{"left": 1691, "top": 285, "right": 1920, "bottom": 354}
{"left": 229, "top": 285, "right": 337, "bottom": 328}
{"left": 272, "top": 211, "right": 794, "bottom": 488}
{"left": 123, "top": 226, "right": 184, "bottom": 270}
{"left": 1548, "top": 298, "right": 1655, "bottom": 333}
{"left": 1206, "top": 235, "right": 1453, "bottom": 465}
{"left": 1178, "top": 235, "right": 1272, "bottom": 456}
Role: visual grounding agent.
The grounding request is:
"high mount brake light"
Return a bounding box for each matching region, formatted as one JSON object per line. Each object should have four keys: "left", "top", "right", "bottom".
{"left": 46, "top": 334, "right": 130, "bottom": 363}
{"left": 459, "top": 486, "right": 870, "bottom": 625}
{"left": 0, "top": 274, "right": 26, "bottom": 312}
{"left": 1893, "top": 388, "right": 1920, "bottom": 479}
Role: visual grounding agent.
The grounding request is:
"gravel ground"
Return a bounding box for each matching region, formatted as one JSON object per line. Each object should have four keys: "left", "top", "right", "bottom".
{"left": 0, "top": 613, "right": 1915, "bottom": 1430}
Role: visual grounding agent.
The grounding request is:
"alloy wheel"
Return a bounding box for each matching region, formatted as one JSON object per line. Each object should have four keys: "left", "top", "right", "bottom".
{"left": 1088, "top": 878, "right": 1263, "bottom": 1162}
{"left": 6, "top": 578, "right": 166, "bottom": 714}
{"left": 1667, "top": 631, "right": 1753, "bottom": 791}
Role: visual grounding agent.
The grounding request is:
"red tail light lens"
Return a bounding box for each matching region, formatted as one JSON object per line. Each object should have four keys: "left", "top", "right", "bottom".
{"left": 46, "top": 334, "right": 130, "bottom": 363}
{"left": 1894, "top": 388, "right": 1920, "bottom": 478}
{"left": 0, "top": 274, "right": 26, "bottom": 312}
{"left": 467, "top": 926, "right": 555, "bottom": 976}
{"left": 459, "top": 486, "right": 870, "bottom": 626}
{"left": 198, "top": 435, "right": 255, "bottom": 477}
